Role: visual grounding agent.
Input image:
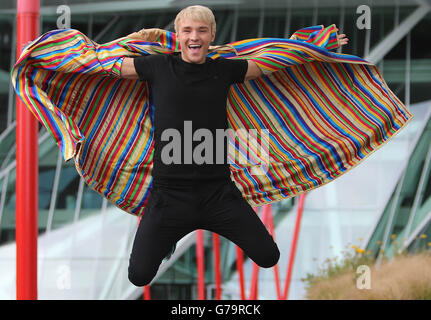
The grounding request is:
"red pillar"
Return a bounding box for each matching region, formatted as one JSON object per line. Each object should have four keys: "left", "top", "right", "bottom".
{"left": 196, "top": 230, "right": 205, "bottom": 300}
{"left": 143, "top": 285, "right": 151, "bottom": 300}
{"left": 265, "top": 205, "right": 283, "bottom": 299}
{"left": 235, "top": 245, "right": 246, "bottom": 300}
{"left": 15, "top": 0, "right": 40, "bottom": 300}
{"left": 212, "top": 233, "right": 222, "bottom": 300}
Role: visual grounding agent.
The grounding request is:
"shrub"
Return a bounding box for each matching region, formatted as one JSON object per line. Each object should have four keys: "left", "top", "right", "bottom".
{"left": 302, "top": 236, "right": 431, "bottom": 300}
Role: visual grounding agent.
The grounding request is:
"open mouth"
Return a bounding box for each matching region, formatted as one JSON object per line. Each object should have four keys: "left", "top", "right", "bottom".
{"left": 188, "top": 44, "right": 202, "bottom": 53}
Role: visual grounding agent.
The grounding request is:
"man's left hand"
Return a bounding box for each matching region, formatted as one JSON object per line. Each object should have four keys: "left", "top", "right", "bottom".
{"left": 335, "top": 27, "right": 349, "bottom": 46}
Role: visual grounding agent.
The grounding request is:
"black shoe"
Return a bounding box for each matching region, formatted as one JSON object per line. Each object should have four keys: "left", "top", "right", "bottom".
{"left": 163, "top": 243, "right": 177, "bottom": 262}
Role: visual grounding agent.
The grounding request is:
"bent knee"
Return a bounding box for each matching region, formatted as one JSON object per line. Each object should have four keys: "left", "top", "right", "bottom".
{"left": 257, "top": 244, "right": 280, "bottom": 268}
{"left": 128, "top": 266, "right": 156, "bottom": 287}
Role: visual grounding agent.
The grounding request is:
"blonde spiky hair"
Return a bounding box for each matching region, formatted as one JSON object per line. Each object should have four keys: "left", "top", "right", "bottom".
{"left": 174, "top": 5, "right": 216, "bottom": 36}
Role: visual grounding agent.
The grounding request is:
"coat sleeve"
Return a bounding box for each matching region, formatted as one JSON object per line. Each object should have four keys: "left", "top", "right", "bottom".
{"left": 11, "top": 26, "right": 413, "bottom": 216}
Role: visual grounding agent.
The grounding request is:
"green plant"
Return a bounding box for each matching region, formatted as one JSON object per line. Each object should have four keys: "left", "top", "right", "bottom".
{"left": 302, "top": 234, "right": 431, "bottom": 300}
{"left": 301, "top": 239, "right": 375, "bottom": 289}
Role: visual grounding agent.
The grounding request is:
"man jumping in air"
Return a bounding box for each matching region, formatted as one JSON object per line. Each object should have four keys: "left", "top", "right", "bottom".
{"left": 121, "top": 5, "right": 348, "bottom": 286}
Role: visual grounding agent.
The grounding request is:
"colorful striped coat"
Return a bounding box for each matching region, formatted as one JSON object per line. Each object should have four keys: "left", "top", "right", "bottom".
{"left": 11, "top": 25, "right": 412, "bottom": 217}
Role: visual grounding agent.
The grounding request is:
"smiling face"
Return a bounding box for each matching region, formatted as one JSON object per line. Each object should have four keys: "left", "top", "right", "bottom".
{"left": 176, "top": 18, "right": 215, "bottom": 64}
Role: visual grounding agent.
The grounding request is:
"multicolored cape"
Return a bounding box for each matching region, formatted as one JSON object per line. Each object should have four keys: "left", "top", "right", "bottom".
{"left": 11, "top": 25, "right": 412, "bottom": 217}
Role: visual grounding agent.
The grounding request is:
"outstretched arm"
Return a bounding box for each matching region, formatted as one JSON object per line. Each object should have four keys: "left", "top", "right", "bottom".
{"left": 244, "top": 26, "right": 348, "bottom": 82}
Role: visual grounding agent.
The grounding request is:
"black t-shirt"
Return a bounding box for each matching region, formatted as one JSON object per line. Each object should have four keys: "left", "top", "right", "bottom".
{"left": 133, "top": 52, "right": 248, "bottom": 181}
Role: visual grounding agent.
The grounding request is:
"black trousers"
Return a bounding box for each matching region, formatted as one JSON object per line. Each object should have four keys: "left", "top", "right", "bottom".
{"left": 128, "top": 177, "right": 280, "bottom": 287}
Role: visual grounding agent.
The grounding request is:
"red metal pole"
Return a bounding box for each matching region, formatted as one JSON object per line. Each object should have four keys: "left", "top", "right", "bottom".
{"left": 235, "top": 246, "right": 246, "bottom": 300}
{"left": 265, "top": 205, "right": 282, "bottom": 299}
{"left": 248, "top": 262, "right": 260, "bottom": 300}
{"left": 143, "top": 285, "right": 151, "bottom": 300}
{"left": 212, "top": 233, "right": 222, "bottom": 300}
{"left": 196, "top": 229, "right": 206, "bottom": 300}
{"left": 15, "top": 0, "right": 40, "bottom": 300}
{"left": 283, "top": 194, "right": 306, "bottom": 300}
{"left": 248, "top": 207, "right": 268, "bottom": 300}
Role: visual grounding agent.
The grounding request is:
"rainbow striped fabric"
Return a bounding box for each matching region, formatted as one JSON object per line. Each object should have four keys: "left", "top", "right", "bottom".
{"left": 11, "top": 24, "right": 412, "bottom": 217}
